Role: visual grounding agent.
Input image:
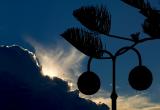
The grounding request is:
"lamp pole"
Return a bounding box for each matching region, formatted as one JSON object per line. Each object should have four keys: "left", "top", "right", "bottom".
{"left": 111, "top": 56, "right": 117, "bottom": 110}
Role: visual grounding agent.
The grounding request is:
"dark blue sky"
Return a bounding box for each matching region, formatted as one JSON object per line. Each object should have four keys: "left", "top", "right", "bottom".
{"left": 0, "top": 0, "right": 160, "bottom": 109}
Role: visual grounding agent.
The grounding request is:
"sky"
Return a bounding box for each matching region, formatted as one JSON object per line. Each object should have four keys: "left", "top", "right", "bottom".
{"left": 0, "top": 0, "right": 160, "bottom": 110}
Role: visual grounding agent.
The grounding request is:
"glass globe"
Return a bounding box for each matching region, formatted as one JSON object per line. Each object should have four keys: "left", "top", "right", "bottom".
{"left": 77, "top": 71, "right": 100, "bottom": 95}
{"left": 128, "top": 65, "right": 153, "bottom": 91}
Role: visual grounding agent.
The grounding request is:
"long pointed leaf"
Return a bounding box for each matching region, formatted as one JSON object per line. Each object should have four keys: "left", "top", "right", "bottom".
{"left": 121, "top": 0, "right": 145, "bottom": 9}
{"left": 73, "top": 5, "right": 111, "bottom": 35}
{"left": 121, "top": 0, "right": 158, "bottom": 18}
{"left": 143, "top": 18, "right": 160, "bottom": 38}
{"left": 61, "top": 28, "right": 104, "bottom": 58}
{"left": 121, "top": 0, "right": 160, "bottom": 38}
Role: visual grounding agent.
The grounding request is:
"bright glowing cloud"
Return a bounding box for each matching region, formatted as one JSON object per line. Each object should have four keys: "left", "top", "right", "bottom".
{"left": 28, "top": 39, "right": 85, "bottom": 90}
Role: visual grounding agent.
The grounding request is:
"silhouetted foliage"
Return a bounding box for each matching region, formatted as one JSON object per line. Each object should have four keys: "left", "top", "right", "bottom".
{"left": 73, "top": 5, "right": 111, "bottom": 35}
{"left": 121, "top": 0, "right": 160, "bottom": 37}
{"left": 121, "top": 0, "right": 146, "bottom": 9}
{"left": 142, "top": 15, "right": 160, "bottom": 37}
{"left": 61, "top": 2, "right": 160, "bottom": 60}
{"left": 61, "top": 28, "right": 104, "bottom": 58}
{"left": 130, "top": 32, "right": 140, "bottom": 42}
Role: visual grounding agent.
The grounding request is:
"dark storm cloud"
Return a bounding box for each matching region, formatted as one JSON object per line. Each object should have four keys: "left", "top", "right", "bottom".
{"left": 0, "top": 45, "right": 109, "bottom": 110}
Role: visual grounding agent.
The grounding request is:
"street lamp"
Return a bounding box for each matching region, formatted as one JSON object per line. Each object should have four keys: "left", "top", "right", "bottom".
{"left": 61, "top": 1, "right": 160, "bottom": 110}
{"left": 77, "top": 46, "right": 153, "bottom": 110}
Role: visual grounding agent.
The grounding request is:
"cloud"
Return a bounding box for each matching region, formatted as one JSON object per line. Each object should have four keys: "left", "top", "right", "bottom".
{"left": 27, "top": 38, "right": 86, "bottom": 90}
{"left": 90, "top": 94, "right": 160, "bottom": 110}
{"left": 0, "top": 45, "right": 109, "bottom": 110}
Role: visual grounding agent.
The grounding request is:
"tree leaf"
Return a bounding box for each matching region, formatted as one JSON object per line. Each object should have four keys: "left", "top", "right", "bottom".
{"left": 121, "top": 0, "right": 160, "bottom": 38}
{"left": 139, "top": 1, "right": 159, "bottom": 18}
{"left": 73, "top": 5, "right": 111, "bottom": 35}
{"left": 141, "top": 3, "right": 160, "bottom": 38}
{"left": 121, "top": 0, "right": 158, "bottom": 18}
{"left": 142, "top": 18, "right": 160, "bottom": 38}
{"left": 130, "top": 32, "right": 140, "bottom": 42}
{"left": 61, "top": 28, "right": 105, "bottom": 58}
{"left": 121, "top": 0, "right": 145, "bottom": 9}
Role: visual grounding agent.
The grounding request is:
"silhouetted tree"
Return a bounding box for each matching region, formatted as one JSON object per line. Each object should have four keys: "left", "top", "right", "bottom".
{"left": 122, "top": 0, "right": 160, "bottom": 38}
{"left": 61, "top": 0, "right": 160, "bottom": 59}
{"left": 61, "top": 0, "right": 160, "bottom": 110}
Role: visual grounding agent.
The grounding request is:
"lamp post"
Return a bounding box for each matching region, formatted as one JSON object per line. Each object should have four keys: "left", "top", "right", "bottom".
{"left": 82, "top": 45, "right": 153, "bottom": 110}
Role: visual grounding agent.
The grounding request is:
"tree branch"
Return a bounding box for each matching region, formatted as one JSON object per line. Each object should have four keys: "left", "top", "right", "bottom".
{"left": 100, "top": 37, "right": 160, "bottom": 59}
{"left": 106, "top": 34, "right": 134, "bottom": 41}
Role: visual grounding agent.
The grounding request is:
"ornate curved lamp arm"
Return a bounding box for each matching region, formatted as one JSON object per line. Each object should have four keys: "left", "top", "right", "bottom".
{"left": 99, "top": 37, "right": 160, "bottom": 60}
{"left": 87, "top": 50, "right": 114, "bottom": 71}
{"left": 115, "top": 46, "right": 142, "bottom": 66}
{"left": 116, "top": 38, "right": 160, "bottom": 56}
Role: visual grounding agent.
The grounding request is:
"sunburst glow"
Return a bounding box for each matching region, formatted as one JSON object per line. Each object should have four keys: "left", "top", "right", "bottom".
{"left": 37, "top": 51, "right": 65, "bottom": 78}
{"left": 28, "top": 39, "right": 85, "bottom": 90}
